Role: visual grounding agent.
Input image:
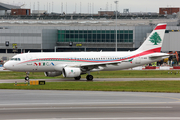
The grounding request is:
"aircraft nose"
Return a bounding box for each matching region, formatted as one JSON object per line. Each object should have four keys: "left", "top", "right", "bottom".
{"left": 4, "top": 62, "right": 11, "bottom": 70}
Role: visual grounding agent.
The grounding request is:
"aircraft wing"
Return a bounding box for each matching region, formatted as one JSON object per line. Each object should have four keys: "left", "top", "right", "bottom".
{"left": 78, "top": 59, "right": 133, "bottom": 70}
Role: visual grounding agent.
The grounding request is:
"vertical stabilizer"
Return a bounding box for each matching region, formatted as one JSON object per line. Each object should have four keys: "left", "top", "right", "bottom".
{"left": 137, "top": 23, "right": 167, "bottom": 52}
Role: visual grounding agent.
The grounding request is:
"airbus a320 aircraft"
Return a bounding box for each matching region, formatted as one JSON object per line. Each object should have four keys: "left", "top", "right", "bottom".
{"left": 4, "top": 23, "right": 170, "bottom": 81}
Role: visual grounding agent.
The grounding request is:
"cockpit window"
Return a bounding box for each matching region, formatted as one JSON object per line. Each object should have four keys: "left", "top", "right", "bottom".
{"left": 10, "top": 58, "right": 21, "bottom": 61}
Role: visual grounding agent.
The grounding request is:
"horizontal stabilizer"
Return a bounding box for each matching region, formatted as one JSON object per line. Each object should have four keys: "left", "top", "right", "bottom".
{"left": 149, "top": 54, "right": 175, "bottom": 58}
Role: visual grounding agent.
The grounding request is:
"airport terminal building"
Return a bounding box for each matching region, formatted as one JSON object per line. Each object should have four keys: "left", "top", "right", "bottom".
{"left": 0, "top": 19, "right": 179, "bottom": 53}
{"left": 0, "top": 2, "right": 179, "bottom": 54}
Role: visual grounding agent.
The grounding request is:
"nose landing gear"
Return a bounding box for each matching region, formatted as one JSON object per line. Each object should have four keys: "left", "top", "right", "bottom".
{"left": 25, "top": 72, "right": 30, "bottom": 81}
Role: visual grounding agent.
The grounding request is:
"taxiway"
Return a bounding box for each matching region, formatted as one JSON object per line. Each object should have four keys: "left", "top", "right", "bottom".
{"left": 1, "top": 78, "right": 180, "bottom": 83}
{"left": 0, "top": 90, "right": 180, "bottom": 120}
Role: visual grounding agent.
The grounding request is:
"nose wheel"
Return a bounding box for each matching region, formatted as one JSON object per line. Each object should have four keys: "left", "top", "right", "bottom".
{"left": 25, "top": 76, "right": 29, "bottom": 81}
{"left": 25, "top": 72, "right": 30, "bottom": 81}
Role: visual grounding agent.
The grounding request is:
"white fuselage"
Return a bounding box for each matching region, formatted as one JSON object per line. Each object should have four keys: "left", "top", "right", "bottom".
{"left": 4, "top": 51, "right": 168, "bottom": 72}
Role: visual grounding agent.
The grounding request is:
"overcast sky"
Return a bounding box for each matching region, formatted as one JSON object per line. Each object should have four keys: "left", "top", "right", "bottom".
{"left": 1, "top": 0, "right": 180, "bottom": 13}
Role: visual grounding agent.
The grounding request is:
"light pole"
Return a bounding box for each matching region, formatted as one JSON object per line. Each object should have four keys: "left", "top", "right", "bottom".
{"left": 114, "top": 1, "right": 118, "bottom": 52}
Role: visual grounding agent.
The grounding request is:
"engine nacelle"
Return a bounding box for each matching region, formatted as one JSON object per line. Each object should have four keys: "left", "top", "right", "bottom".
{"left": 44, "top": 72, "right": 62, "bottom": 77}
{"left": 62, "top": 67, "right": 81, "bottom": 78}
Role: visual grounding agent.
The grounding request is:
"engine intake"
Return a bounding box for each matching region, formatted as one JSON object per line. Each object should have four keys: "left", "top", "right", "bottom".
{"left": 62, "top": 67, "right": 81, "bottom": 78}
{"left": 44, "top": 72, "right": 62, "bottom": 77}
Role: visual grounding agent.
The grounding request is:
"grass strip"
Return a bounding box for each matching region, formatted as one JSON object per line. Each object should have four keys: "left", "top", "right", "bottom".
{"left": 1, "top": 81, "right": 180, "bottom": 93}
{"left": 1, "top": 70, "right": 180, "bottom": 79}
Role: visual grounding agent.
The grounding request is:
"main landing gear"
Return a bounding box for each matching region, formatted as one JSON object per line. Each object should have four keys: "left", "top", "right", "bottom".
{"left": 74, "top": 75, "right": 94, "bottom": 81}
{"left": 86, "top": 75, "right": 93, "bottom": 81}
{"left": 86, "top": 71, "right": 93, "bottom": 81}
{"left": 25, "top": 72, "right": 30, "bottom": 81}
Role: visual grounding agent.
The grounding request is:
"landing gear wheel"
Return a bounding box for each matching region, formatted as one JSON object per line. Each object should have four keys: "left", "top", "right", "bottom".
{"left": 74, "top": 76, "right": 81, "bottom": 80}
{"left": 25, "top": 72, "right": 30, "bottom": 81}
{"left": 25, "top": 76, "right": 29, "bottom": 81}
{"left": 86, "top": 75, "right": 93, "bottom": 81}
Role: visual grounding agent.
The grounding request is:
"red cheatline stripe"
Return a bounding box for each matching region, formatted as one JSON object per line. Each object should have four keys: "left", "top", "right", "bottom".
{"left": 144, "top": 47, "right": 161, "bottom": 53}
{"left": 154, "top": 24, "right": 166, "bottom": 30}
{"left": 130, "top": 47, "right": 161, "bottom": 59}
{"left": 18, "top": 47, "right": 161, "bottom": 64}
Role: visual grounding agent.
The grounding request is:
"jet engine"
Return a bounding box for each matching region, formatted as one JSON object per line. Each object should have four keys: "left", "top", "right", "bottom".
{"left": 62, "top": 67, "right": 81, "bottom": 78}
{"left": 44, "top": 71, "right": 62, "bottom": 77}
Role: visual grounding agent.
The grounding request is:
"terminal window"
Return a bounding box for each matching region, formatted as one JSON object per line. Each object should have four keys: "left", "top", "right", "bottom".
{"left": 57, "top": 30, "right": 133, "bottom": 43}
